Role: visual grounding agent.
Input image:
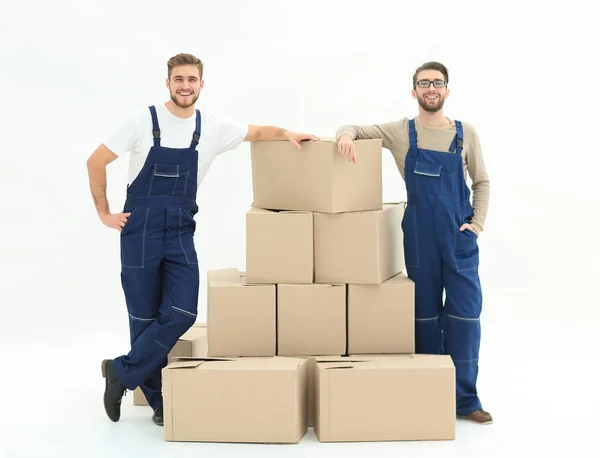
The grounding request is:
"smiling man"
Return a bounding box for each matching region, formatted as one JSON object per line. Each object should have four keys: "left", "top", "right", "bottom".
{"left": 335, "top": 61, "right": 492, "bottom": 425}
{"left": 86, "top": 53, "right": 318, "bottom": 427}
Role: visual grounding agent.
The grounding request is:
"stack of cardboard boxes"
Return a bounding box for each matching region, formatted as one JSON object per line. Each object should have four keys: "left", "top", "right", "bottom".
{"left": 135, "top": 139, "right": 456, "bottom": 443}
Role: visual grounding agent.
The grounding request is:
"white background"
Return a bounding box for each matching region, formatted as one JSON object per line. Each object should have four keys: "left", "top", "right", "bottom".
{"left": 1, "top": 0, "right": 599, "bottom": 456}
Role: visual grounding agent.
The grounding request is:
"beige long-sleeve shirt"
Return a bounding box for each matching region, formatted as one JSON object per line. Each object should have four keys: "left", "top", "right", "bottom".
{"left": 335, "top": 117, "right": 490, "bottom": 232}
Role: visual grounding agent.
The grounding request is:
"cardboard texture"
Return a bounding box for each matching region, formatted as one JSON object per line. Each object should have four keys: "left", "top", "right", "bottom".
{"left": 314, "top": 203, "right": 406, "bottom": 284}
{"left": 207, "top": 268, "right": 276, "bottom": 357}
{"left": 305, "top": 355, "right": 347, "bottom": 427}
{"left": 314, "top": 355, "right": 456, "bottom": 442}
{"left": 133, "top": 323, "right": 208, "bottom": 406}
{"left": 163, "top": 356, "right": 309, "bottom": 443}
{"left": 277, "top": 284, "right": 346, "bottom": 356}
{"left": 245, "top": 208, "right": 313, "bottom": 284}
{"left": 251, "top": 139, "right": 382, "bottom": 213}
{"left": 348, "top": 272, "right": 415, "bottom": 354}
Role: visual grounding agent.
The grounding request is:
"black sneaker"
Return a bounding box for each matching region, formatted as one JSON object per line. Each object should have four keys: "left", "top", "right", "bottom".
{"left": 101, "top": 359, "right": 127, "bottom": 422}
{"left": 152, "top": 406, "right": 164, "bottom": 426}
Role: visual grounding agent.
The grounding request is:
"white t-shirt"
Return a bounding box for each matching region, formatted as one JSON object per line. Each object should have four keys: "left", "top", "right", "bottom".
{"left": 103, "top": 103, "right": 248, "bottom": 186}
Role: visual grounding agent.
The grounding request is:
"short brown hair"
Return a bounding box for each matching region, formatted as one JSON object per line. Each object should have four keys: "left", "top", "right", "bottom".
{"left": 412, "top": 61, "right": 449, "bottom": 87}
{"left": 167, "top": 53, "right": 204, "bottom": 79}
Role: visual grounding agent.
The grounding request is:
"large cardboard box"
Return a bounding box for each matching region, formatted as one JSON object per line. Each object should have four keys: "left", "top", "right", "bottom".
{"left": 133, "top": 323, "right": 208, "bottom": 406}
{"left": 347, "top": 272, "right": 415, "bottom": 354}
{"left": 245, "top": 208, "right": 313, "bottom": 284}
{"left": 277, "top": 284, "right": 346, "bottom": 356}
{"left": 314, "top": 203, "right": 405, "bottom": 284}
{"left": 163, "top": 356, "right": 309, "bottom": 443}
{"left": 251, "top": 139, "right": 382, "bottom": 213}
{"left": 315, "top": 355, "right": 456, "bottom": 442}
{"left": 207, "top": 269, "right": 276, "bottom": 357}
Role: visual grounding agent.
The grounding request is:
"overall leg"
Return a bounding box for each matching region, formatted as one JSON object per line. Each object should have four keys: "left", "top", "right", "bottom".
{"left": 142, "top": 208, "right": 199, "bottom": 411}
{"left": 113, "top": 264, "right": 197, "bottom": 409}
{"left": 441, "top": 224, "right": 484, "bottom": 415}
{"left": 116, "top": 257, "right": 163, "bottom": 387}
{"left": 139, "top": 259, "right": 198, "bottom": 410}
{"left": 103, "top": 206, "right": 164, "bottom": 422}
{"left": 403, "top": 204, "right": 444, "bottom": 354}
{"left": 408, "top": 260, "right": 444, "bottom": 355}
{"left": 113, "top": 207, "right": 166, "bottom": 392}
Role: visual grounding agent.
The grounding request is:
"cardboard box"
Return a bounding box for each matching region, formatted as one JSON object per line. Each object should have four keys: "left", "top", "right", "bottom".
{"left": 277, "top": 284, "right": 346, "bottom": 356}
{"left": 245, "top": 208, "right": 313, "bottom": 284}
{"left": 348, "top": 272, "right": 415, "bottom": 354}
{"left": 314, "top": 203, "right": 405, "bottom": 284}
{"left": 163, "top": 356, "right": 309, "bottom": 443}
{"left": 251, "top": 139, "right": 382, "bottom": 213}
{"left": 304, "top": 356, "right": 346, "bottom": 427}
{"left": 133, "top": 323, "right": 208, "bottom": 406}
{"left": 315, "top": 355, "right": 456, "bottom": 442}
{"left": 207, "top": 268, "right": 276, "bottom": 357}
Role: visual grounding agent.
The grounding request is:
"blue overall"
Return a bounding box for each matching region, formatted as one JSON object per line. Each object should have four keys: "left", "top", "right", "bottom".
{"left": 402, "top": 119, "right": 483, "bottom": 415}
{"left": 113, "top": 106, "right": 200, "bottom": 410}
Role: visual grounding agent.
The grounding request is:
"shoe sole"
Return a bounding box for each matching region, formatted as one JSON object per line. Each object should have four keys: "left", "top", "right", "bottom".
{"left": 457, "top": 415, "right": 493, "bottom": 425}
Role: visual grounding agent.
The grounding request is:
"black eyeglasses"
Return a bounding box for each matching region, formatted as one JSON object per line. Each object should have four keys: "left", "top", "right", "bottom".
{"left": 415, "top": 79, "right": 447, "bottom": 89}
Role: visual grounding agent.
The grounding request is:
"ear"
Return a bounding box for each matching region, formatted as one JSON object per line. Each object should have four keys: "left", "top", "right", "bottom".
{"left": 199, "top": 79, "right": 205, "bottom": 90}
{"left": 411, "top": 89, "right": 417, "bottom": 99}
{"left": 166, "top": 78, "right": 170, "bottom": 89}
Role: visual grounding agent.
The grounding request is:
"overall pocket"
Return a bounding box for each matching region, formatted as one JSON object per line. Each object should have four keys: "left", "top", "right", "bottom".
{"left": 177, "top": 208, "right": 198, "bottom": 265}
{"left": 121, "top": 207, "right": 149, "bottom": 268}
{"left": 414, "top": 160, "right": 455, "bottom": 198}
{"left": 401, "top": 205, "right": 419, "bottom": 268}
{"left": 120, "top": 206, "right": 141, "bottom": 236}
{"left": 453, "top": 213, "right": 479, "bottom": 272}
{"left": 149, "top": 164, "right": 189, "bottom": 197}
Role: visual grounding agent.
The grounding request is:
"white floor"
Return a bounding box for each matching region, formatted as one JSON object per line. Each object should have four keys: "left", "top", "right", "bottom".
{"left": 1, "top": 312, "right": 597, "bottom": 458}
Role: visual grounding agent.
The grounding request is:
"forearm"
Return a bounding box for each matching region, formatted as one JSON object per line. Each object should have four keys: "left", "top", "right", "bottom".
{"left": 87, "top": 161, "right": 110, "bottom": 217}
{"left": 336, "top": 125, "right": 358, "bottom": 140}
{"left": 336, "top": 123, "right": 391, "bottom": 141}
{"left": 465, "top": 129, "right": 490, "bottom": 232}
{"left": 470, "top": 181, "right": 490, "bottom": 232}
{"left": 254, "top": 126, "right": 288, "bottom": 141}
{"left": 335, "top": 122, "right": 399, "bottom": 150}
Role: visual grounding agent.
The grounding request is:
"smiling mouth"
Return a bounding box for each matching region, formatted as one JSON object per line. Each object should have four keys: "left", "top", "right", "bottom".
{"left": 178, "top": 92, "right": 192, "bottom": 96}
{"left": 425, "top": 94, "right": 439, "bottom": 100}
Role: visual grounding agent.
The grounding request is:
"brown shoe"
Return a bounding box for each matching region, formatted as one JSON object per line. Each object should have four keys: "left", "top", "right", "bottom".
{"left": 458, "top": 409, "right": 493, "bottom": 425}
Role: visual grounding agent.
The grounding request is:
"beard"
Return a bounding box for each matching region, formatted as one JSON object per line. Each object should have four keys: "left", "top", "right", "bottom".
{"left": 170, "top": 89, "right": 199, "bottom": 108}
{"left": 417, "top": 93, "right": 446, "bottom": 113}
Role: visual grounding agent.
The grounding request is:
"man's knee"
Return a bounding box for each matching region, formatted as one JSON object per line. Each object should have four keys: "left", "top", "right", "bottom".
{"left": 171, "top": 305, "right": 196, "bottom": 333}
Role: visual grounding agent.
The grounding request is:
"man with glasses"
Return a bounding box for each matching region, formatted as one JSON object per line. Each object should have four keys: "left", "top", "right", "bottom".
{"left": 335, "top": 61, "right": 492, "bottom": 425}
